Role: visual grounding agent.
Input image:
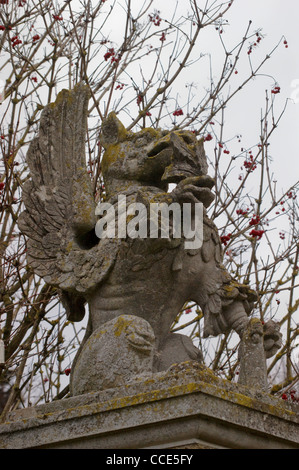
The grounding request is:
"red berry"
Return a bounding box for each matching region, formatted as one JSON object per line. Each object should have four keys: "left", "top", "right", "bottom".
{"left": 173, "top": 108, "right": 183, "bottom": 117}
{"left": 249, "top": 229, "right": 264, "bottom": 240}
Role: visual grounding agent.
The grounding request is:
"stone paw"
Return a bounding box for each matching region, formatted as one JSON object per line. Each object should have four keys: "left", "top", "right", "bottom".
{"left": 263, "top": 320, "right": 282, "bottom": 359}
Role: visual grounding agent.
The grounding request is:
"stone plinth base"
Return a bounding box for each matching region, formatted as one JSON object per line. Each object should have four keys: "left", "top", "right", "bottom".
{"left": 0, "top": 363, "right": 298, "bottom": 449}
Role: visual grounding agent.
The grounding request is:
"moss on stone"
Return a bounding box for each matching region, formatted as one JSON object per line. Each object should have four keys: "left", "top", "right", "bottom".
{"left": 113, "top": 316, "right": 133, "bottom": 337}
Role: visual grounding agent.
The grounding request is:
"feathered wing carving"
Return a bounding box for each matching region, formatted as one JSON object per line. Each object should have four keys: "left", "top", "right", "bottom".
{"left": 18, "top": 84, "right": 118, "bottom": 321}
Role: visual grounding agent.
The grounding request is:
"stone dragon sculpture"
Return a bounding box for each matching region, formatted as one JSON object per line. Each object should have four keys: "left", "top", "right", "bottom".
{"left": 18, "top": 84, "right": 282, "bottom": 395}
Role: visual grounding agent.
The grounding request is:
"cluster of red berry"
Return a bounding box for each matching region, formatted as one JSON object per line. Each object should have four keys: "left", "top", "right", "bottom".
{"left": 271, "top": 86, "right": 281, "bottom": 95}
{"left": 281, "top": 390, "right": 299, "bottom": 403}
{"left": 52, "top": 14, "right": 63, "bottom": 21}
{"left": 104, "top": 47, "right": 120, "bottom": 63}
{"left": 286, "top": 191, "right": 296, "bottom": 200}
{"left": 243, "top": 154, "right": 257, "bottom": 172}
{"left": 149, "top": 12, "right": 162, "bottom": 27}
{"left": 220, "top": 234, "right": 231, "bottom": 246}
{"left": 11, "top": 34, "right": 22, "bottom": 48}
{"left": 279, "top": 232, "right": 285, "bottom": 240}
{"left": 104, "top": 47, "right": 115, "bottom": 61}
{"left": 236, "top": 208, "right": 249, "bottom": 216}
{"left": 249, "top": 229, "right": 264, "bottom": 240}
{"left": 248, "top": 32, "right": 263, "bottom": 55}
{"left": 173, "top": 108, "right": 183, "bottom": 117}
{"left": 204, "top": 133, "right": 213, "bottom": 142}
{"left": 249, "top": 215, "right": 260, "bottom": 226}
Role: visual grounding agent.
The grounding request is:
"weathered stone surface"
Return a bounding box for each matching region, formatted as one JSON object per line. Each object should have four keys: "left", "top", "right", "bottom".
{"left": 0, "top": 362, "right": 298, "bottom": 449}
{"left": 238, "top": 318, "right": 283, "bottom": 391}
{"left": 70, "top": 315, "right": 155, "bottom": 396}
{"left": 263, "top": 319, "right": 283, "bottom": 358}
{"left": 18, "top": 85, "right": 282, "bottom": 395}
{"left": 238, "top": 318, "right": 268, "bottom": 391}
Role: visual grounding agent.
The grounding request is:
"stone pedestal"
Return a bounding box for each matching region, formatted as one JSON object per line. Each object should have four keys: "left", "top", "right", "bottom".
{"left": 0, "top": 362, "right": 298, "bottom": 449}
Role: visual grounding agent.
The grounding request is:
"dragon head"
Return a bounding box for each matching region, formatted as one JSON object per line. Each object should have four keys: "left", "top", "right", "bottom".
{"left": 100, "top": 112, "right": 209, "bottom": 197}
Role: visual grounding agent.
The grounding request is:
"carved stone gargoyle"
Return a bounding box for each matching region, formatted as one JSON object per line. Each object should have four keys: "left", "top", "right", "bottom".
{"left": 18, "top": 84, "right": 282, "bottom": 395}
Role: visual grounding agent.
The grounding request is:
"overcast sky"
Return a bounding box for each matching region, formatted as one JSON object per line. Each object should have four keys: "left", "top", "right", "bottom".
{"left": 220, "top": 0, "right": 299, "bottom": 190}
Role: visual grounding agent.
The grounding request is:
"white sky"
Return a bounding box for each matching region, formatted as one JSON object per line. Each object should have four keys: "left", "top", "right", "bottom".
{"left": 214, "top": 0, "right": 299, "bottom": 190}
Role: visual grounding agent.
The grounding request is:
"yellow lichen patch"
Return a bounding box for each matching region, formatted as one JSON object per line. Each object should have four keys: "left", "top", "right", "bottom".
{"left": 113, "top": 316, "right": 133, "bottom": 337}
{"left": 66, "top": 241, "right": 73, "bottom": 253}
{"left": 48, "top": 84, "right": 89, "bottom": 111}
{"left": 135, "top": 127, "right": 162, "bottom": 141}
{"left": 126, "top": 213, "right": 136, "bottom": 224}
{"left": 248, "top": 317, "right": 262, "bottom": 326}
{"left": 101, "top": 144, "right": 125, "bottom": 175}
{"left": 149, "top": 193, "right": 173, "bottom": 204}
{"left": 108, "top": 112, "right": 128, "bottom": 140}
{"left": 222, "top": 284, "right": 239, "bottom": 298}
{"left": 101, "top": 111, "right": 132, "bottom": 148}
{"left": 48, "top": 89, "right": 74, "bottom": 111}
{"left": 172, "top": 129, "right": 198, "bottom": 146}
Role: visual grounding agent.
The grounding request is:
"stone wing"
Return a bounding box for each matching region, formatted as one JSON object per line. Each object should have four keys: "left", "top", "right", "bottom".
{"left": 18, "top": 84, "right": 117, "bottom": 320}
